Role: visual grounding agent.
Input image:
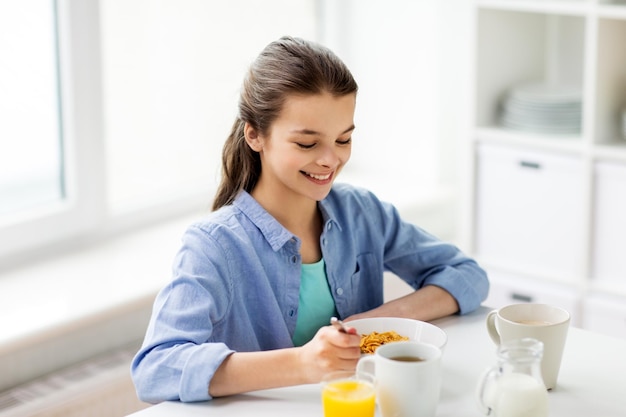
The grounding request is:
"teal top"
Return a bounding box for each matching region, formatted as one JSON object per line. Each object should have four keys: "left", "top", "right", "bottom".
{"left": 292, "top": 258, "right": 338, "bottom": 346}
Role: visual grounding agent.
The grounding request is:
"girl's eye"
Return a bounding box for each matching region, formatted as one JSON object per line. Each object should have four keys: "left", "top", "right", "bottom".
{"left": 296, "top": 143, "right": 315, "bottom": 149}
{"left": 337, "top": 138, "right": 352, "bottom": 145}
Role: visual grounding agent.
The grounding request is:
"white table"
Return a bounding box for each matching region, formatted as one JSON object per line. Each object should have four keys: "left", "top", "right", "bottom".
{"left": 127, "top": 306, "right": 626, "bottom": 416}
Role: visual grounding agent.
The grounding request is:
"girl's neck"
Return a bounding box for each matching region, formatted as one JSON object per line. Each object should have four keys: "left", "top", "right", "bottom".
{"left": 251, "top": 182, "right": 324, "bottom": 263}
{"left": 252, "top": 189, "right": 317, "bottom": 231}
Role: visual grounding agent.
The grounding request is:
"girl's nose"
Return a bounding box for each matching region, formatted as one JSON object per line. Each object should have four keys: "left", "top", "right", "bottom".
{"left": 317, "top": 147, "right": 339, "bottom": 167}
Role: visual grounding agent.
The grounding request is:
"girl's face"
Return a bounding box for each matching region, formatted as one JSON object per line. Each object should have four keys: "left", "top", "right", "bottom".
{"left": 248, "top": 92, "right": 356, "bottom": 203}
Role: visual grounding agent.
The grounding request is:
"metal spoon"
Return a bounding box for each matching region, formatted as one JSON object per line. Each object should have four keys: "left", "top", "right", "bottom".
{"left": 330, "top": 316, "right": 349, "bottom": 333}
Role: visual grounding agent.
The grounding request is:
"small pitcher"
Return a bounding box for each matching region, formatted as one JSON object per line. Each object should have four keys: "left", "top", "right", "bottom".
{"left": 476, "top": 338, "right": 548, "bottom": 417}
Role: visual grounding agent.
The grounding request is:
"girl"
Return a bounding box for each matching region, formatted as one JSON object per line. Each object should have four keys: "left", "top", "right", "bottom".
{"left": 131, "top": 36, "right": 488, "bottom": 403}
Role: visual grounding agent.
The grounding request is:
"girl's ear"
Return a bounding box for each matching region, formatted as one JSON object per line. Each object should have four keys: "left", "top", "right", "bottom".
{"left": 244, "top": 123, "right": 263, "bottom": 152}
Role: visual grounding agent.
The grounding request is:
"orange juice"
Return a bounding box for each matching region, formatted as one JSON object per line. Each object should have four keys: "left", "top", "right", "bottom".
{"left": 322, "top": 380, "right": 376, "bottom": 417}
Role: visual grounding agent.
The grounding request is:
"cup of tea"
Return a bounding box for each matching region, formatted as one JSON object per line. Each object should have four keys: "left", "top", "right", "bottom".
{"left": 321, "top": 370, "right": 376, "bottom": 417}
{"left": 486, "top": 303, "right": 570, "bottom": 389}
{"left": 356, "top": 341, "right": 442, "bottom": 417}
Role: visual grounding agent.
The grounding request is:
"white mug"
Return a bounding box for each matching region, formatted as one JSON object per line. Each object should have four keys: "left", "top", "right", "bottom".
{"left": 486, "top": 303, "right": 570, "bottom": 389}
{"left": 356, "top": 341, "right": 442, "bottom": 417}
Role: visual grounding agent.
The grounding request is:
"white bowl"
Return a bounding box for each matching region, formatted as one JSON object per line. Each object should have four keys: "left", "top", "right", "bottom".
{"left": 348, "top": 317, "right": 447, "bottom": 351}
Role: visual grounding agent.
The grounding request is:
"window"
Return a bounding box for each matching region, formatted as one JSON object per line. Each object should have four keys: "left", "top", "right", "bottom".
{"left": 0, "top": 0, "right": 318, "bottom": 266}
{"left": 0, "top": 1, "right": 64, "bottom": 217}
{"left": 0, "top": 0, "right": 106, "bottom": 263}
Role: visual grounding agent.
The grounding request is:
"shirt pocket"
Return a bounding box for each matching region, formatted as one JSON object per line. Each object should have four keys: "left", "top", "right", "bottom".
{"left": 349, "top": 252, "right": 383, "bottom": 311}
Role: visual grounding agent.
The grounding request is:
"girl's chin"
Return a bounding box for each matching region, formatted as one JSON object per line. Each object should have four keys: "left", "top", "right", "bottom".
{"left": 311, "top": 186, "right": 334, "bottom": 202}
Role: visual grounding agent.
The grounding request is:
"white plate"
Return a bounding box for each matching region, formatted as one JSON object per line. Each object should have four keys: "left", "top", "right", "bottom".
{"left": 509, "top": 82, "right": 582, "bottom": 104}
{"left": 348, "top": 317, "right": 447, "bottom": 351}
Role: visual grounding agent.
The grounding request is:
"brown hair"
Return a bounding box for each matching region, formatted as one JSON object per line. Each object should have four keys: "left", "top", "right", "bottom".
{"left": 211, "top": 36, "right": 358, "bottom": 210}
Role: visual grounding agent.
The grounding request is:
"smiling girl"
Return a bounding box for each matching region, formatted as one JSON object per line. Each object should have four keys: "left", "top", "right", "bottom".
{"left": 132, "top": 36, "right": 489, "bottom": 403}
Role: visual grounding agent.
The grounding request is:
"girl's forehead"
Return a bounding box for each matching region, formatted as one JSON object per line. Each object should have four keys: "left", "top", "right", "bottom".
{"left": 275, "top": 92, "right": 356, "bottom": 130}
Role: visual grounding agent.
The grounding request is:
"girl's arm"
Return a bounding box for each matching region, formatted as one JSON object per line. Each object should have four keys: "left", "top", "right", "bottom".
{"left": 209, "top": 325, "right": 361, "bottom": 397}
{"left": 344, "top": 285, "right": 459, "bottom": 323}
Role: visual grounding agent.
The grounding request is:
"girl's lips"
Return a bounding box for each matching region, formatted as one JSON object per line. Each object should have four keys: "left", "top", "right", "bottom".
{"left": 301, "top": 170, "right": 334, "bottom": 183}
{"left": 304, "top": 171, "right": 331, "bottom": 180}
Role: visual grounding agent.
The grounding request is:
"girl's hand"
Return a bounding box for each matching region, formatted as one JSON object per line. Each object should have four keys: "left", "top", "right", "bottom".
{"left": 297, "top": 325, "right": 362, "bottom": 383}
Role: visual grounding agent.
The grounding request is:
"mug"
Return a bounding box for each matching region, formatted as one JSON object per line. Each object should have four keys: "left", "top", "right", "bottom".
{"left": 486, "top": 303, "right": 570, "bottom": 389}
{"left": 356, "top": 341, "right": 442, "bottom": 417}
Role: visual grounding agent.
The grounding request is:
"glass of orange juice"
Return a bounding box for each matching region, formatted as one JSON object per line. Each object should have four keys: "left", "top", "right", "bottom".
{"left": 321, "top": 371, "right": 376, "bottom": 417}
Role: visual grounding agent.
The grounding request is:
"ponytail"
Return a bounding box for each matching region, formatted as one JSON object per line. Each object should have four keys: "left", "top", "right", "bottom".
{"left": 211, "top": 118, "right": 260, "bottom": 210}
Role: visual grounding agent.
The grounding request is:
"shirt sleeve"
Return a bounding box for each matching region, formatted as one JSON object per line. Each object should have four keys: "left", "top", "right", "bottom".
{"left": 376, "top": 196, "right": 489, "bottom": 314}
{"left": 131, "top": 226, "right": 235, "bottom": 403}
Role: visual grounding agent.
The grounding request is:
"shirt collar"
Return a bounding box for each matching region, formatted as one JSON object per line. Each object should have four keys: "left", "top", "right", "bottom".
{"left": 233, "top": 191, "right": 298, "bottom": 251}
{"left": 318, "top": 188, "right": 344, "bottom": 233}
{"left": 232, "top": 189, "right": 345, "bottom": 250}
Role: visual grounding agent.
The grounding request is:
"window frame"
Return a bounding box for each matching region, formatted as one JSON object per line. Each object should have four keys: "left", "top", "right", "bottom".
{"left": 0, "top": 0, "right": 106, "bottom": 266}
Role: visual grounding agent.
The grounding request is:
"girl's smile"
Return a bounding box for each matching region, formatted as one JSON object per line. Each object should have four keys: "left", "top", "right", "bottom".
{"left": 301, "top": 170, "right": 334, "bottom": 183}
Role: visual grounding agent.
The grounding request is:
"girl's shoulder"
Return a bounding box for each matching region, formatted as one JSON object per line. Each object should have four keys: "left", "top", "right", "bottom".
{"left": 328, "top": 182, "right": 386, "bottom": 207}
{"left": 324, "top": 183, "right": 397, "bottom": 225}
{"left": 185, "top": 192, "right": 291, "bottom": 246}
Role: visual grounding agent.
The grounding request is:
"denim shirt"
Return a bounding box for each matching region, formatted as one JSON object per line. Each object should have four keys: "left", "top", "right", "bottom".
{"left": 131, "top": 183, "right": 489, "bottom": 403}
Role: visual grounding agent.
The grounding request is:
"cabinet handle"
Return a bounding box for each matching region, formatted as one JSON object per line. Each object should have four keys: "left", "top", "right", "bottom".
{"left": 519, "top": 161, "right": 541, "bottom": 169}
{"left": 511, "top": 293, "right": 533, "bottom": 303}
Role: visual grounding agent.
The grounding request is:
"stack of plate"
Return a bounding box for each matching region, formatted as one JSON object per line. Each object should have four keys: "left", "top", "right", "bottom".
{"left": 499, "top": 82, "right": 582, "bottom": 135}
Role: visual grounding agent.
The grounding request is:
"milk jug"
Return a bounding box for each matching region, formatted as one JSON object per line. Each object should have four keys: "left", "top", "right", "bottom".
{"left": 476, "top": 338, "right": 548, "bottom": 417}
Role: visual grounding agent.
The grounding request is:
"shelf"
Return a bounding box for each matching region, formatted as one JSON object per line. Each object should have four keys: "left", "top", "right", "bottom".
{"left": 477, "top": 1, "right": 626, "bottom": 18}
{"left": 598, "top": 4, "right": 626, "bottom": 20}
{"left": 592, "top": 142, "right": 626, "bottom": 161}
{"left": 474, "top": 127, "right": 585, "bottom": 154}
{"left": 476, "top": 0, "right": 592, "bottom": 16}
{"left": 595, "top": 18, "right": 626, "bottom": 143}
{"left": 469, "top": 0, "right": 626, "bottom": 331}
{"left": 475, "top": 10, "right": 585, "bottom": 128}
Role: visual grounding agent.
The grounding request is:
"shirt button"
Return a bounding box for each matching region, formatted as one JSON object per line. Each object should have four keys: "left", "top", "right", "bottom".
{"left": 289, "top": 309, "right": 295, "bottom": 317}
{"left": 327, "top": 223, "right": 332, "bottom": 231}
{"left": 291, "top": 255, "right": 298, "bottom": 264}
{"left": 322, "top": 238, "right": 327, "bottom": 246}
{"left": 336, "top": 288, "right": 344, "bottom": 296}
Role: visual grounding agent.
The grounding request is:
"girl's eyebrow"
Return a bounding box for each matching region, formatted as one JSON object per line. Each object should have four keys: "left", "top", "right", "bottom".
{"left": 290, "top": 124, "right": 355, "bottom": 136}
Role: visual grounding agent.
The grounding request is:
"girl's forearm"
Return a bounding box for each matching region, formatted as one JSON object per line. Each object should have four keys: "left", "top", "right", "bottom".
{"left": 209, "top": 348, "right": 307, "bottom": 398}
{"left": 346, "top": 285, "right": 459, "bottom": 322}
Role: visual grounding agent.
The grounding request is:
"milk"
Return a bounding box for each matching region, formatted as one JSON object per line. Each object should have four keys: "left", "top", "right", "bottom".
{"left": 486, "top": 373, "right": 549, "bottom": 417}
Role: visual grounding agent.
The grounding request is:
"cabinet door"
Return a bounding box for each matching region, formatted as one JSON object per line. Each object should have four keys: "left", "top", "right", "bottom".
{"left": 591, "top": 162, "right": 626, "bottom": 283}
{"left": 483, "top": 269, "right": 581, "bottom": 325}
{"left": 475, "top": 143, "right": 585, "bottom": 281}
{"left": 583, "top": 294, "right": 626, "bottom": 340}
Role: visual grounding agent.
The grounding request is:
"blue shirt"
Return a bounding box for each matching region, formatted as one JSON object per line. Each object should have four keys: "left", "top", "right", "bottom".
{"left": 131, "top": 183, "right": 489, "bottom": 403}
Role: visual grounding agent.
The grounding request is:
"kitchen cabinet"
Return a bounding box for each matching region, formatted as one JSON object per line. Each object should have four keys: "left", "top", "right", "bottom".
{"left": 483, "top": 269, "right": 581, "bottom": 324}
{"left": 591, "top": 162, "right": 626, "bottom": 291}
{"left": 475, "top": 144, "right": 585, "bottom": 282}
{"left": 582, "top": 293, "right": 626, "bottom": 339}
{"left": 466, "top": 0, "right": 626, "bottom": 333}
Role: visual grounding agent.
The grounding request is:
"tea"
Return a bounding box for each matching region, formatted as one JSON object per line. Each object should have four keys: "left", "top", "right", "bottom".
{"left": 390, "top": 355, "right": 425, "bottom": 362}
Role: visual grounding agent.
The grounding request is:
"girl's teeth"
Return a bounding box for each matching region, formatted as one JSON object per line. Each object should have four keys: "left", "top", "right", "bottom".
{"left": 308, "top": 172, "right": 330, "bottom": 180}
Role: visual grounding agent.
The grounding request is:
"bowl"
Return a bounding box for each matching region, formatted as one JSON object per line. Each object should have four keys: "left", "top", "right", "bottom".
{"left": 347, "top": 317, "right": 447, "bottom": 351}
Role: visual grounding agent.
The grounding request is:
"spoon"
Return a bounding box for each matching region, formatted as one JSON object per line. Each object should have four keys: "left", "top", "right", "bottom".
{"left": 330, "top": 316, "right": 349, "bottom": 333}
